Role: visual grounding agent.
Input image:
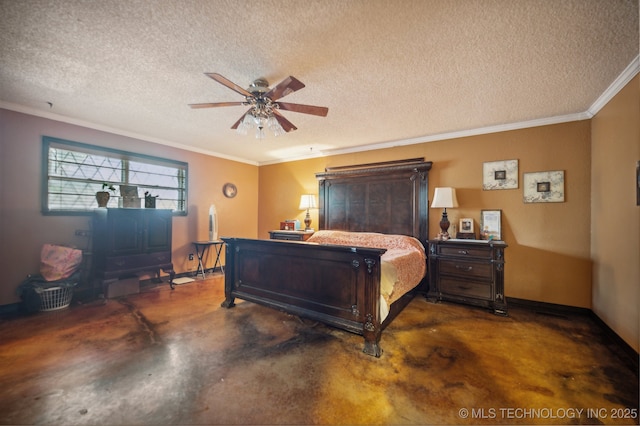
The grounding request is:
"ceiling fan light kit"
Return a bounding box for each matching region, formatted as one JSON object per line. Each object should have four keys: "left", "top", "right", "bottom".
{"left": 189, "top": 73, "right": 328, "bottom": 139}
{"left": 237, "top": 114, "right": 285, "bottom": 138}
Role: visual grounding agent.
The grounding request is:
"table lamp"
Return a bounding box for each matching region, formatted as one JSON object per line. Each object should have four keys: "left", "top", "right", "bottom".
{"left": 299, "top": 194, "right": 317, "bottom": 231}
{"left": 431, "top": 187, "right": 458, "bottom": 240}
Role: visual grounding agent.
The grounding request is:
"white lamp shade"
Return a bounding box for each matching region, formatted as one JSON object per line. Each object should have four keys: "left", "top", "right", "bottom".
{"left": 299, "top": 194, "right": 317, "bottom": 210}
{"left": 431, "top": 187, "right": 459, "bottom": 208}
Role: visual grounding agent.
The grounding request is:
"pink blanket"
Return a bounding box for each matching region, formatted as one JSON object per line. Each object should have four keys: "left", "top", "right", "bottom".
{"left": 306, "top": 230, "right": 426, "bottom": 307}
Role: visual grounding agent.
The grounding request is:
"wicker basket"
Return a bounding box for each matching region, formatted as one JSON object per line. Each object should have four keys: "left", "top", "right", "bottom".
{"left": 38, "top": 285, "right": 75, "bottom": 311}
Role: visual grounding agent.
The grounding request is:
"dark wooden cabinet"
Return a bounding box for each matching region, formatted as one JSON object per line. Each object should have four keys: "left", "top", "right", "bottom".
{"left": 92, "top": 208, "right": 175, "bottom": 292}
{"left": 427, "top": 239, "right": 507, "bottom": 315}
{"left": 268, "top": 230, "right": 314, "bottom": 241}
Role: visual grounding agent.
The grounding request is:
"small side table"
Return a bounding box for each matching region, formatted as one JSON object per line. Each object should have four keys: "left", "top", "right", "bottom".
{"left": 192, "top": 240, "right": 225, "bottom": 279}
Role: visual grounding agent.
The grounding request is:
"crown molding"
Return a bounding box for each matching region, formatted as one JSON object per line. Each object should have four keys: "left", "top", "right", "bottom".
{"left": 263, "top": 55, "right": 640, "bottom": 165}
{"left": 0, "top": 102, "right": 259, "bottom": 166}
{"left": 587, "top": 54, "right": 640, "bottom": 117}
{"left": 312, "top": 112, "right": 591, "bottom": 161}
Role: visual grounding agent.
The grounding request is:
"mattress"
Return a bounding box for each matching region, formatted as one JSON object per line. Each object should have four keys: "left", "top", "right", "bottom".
{"left": 306, "top": 230, "right": 427, "bottom": 321}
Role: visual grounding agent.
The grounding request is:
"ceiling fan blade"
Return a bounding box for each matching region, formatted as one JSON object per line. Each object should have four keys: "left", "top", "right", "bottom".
{"left": 273, "top": 110, "right": 298, "bottom": 132}
{"left": 266, "top": 76, "right": 305, "bottom": 101}
{"left": 231, "top": 110, "right": 251, "bottom": 130}
{"left": 205, "top": 73, "right": 253, "bottom": 97}
{"left": 189, "top": 102, "right": 245, "bottom": 109}
{"left": 276, "top": 102, "right": 328, "bottom": 117}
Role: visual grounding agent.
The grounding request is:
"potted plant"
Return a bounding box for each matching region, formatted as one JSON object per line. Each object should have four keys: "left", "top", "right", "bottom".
{"left": 96, "top": 183, "right": 116, "bottom": 207}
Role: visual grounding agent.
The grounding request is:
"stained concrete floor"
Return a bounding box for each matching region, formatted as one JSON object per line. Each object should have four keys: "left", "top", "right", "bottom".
{"left": 0, "top": 275, "right": 637, "bottom": 425}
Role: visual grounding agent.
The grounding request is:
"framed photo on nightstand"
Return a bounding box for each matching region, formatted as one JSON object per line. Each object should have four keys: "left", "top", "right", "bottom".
{"left": 459, "top": 218, "right": 474, "bottom": 233}
{"left": 456, "top": 218, "right": 476, "bottom": 239}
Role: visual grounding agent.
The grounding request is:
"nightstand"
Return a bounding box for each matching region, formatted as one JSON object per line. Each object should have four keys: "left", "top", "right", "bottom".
{"left": 427, "top": 239, "right": 507, "bottom": 315}
{"left": 268, "top": 230, "right": 314, "bottom": 241}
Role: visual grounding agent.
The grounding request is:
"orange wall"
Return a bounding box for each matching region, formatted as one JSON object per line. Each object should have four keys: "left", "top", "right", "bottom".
{"left": 0, "top": 109, "right": 258, "bottom": 305}
{"left": 259, "top": 121, "right": 593, "bottom": 308}
{"left": 591, "top": 75, "right": 639, "bottom": 351}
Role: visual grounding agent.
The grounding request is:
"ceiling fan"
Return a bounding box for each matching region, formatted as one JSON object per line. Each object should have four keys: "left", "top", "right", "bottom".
{"left": 189, "top": 73, "right": 328, "bottom": 137}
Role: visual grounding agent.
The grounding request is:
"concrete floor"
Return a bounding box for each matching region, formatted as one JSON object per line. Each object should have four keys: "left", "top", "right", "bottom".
{"left": 0, "top": 275, "right": 637, "bottom": 425}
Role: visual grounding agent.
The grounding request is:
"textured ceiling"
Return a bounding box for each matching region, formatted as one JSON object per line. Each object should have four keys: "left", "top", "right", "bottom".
{"left": 1, "top": 0, "right": 638, "bottom": 165}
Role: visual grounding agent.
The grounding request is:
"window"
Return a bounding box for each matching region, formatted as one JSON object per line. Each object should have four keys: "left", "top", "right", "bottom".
{"left": 42, "top": 136, "right": 188, "bottom": 215}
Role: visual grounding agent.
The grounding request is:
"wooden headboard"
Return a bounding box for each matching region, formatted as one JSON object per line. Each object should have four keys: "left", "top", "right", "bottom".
{"left": 316, "top": 158, "right": 432, "bottom": 246}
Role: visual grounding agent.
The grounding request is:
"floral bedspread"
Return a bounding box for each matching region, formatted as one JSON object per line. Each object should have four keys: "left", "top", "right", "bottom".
{"left": 306, "top": 230, "right": 427, "bottom": 317}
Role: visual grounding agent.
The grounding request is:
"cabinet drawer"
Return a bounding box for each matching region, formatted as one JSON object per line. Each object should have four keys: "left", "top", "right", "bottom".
{"left": 106, "top": 252, "right": 171, "bottom": 271}
{"left": 439, "top": 245, "right": 492, "bottom": 258}
{"left": 147, "top": 251, "right": 171, "bottom": 265}
{"left": 105, "top": 256, "right": 133, "bottom": 270}
{"left": 440, "top": 277, "right": 492, "bottom": 300}
{"left": 440, "top": 259, "right": 492, "bottom": 280}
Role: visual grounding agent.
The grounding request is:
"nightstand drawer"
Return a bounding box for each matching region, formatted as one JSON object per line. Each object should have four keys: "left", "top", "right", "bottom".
{"left": 269, "top": 231, "right": 313, "bottom": 241}
{"left": 440, "top": 277, "right": 492, "bottom": 300}
{"left": 439, "top": 259, "right": 492, "bottom": 280}
{"left": 439, "top": 245, "right": 492, "bottom": 258}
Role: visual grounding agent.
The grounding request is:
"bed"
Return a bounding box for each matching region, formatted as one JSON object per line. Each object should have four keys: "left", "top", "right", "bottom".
{"left": 221, "top": 158, "right": 433, "bottom": 356}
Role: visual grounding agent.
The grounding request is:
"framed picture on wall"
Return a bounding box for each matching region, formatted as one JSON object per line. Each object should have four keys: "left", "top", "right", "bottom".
{"left": 523, "top": 170, "right": 565, "bottom": 203}
{"left": 483, "top": 159, "right": 518, "bottom": 190}
{"left": 481, "top": 210, "right": 502, "bottom": 240}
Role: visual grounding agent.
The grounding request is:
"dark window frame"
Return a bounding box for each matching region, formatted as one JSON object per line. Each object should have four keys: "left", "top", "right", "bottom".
{"left": 42, "top": 136, "right": 188, "bottom": 216}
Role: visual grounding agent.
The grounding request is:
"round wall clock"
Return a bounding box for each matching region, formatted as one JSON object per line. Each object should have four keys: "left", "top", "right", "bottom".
{"left": 223, "top": 182, "right": 237, "bottom": 198}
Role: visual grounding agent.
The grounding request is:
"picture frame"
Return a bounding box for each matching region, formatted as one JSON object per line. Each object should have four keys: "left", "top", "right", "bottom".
{"left": 480, "top": 210, "right": 502, "bottom": 241}
{"left": 459, "top": 218, "right": 474, "bottom": 234}
{"left": 523, "top": 170, "right": 565, "bottom": 203}
{"left": 636, "top": 161, "right": 639, "bottom": 206}
{"left": 119, "top": 184, "right": 140, "bottom": 208}
{"left": 119, "top": 184, "right": 138, "bottom": 198}
{"left": 483, "top": 159, "right": 518, "bottom": 190}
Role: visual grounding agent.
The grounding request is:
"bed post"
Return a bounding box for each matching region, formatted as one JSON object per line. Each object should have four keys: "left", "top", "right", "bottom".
{"left": 362, "top": 257, "right": 382, "bottom": 357}
{"left": 220, "top": 238, "right": 235, "bottom": 308}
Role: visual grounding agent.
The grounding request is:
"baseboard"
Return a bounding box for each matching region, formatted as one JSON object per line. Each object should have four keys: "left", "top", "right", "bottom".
{"left": 589, "top": 311, "right": 639, "bottom": 374}
{"left": 506, "top": 297, "right": 592, "bottom": 317}
{"left": 507, "top": 297, "right": 638, "bottom": 374}
{"left": 0, "top": 302, "right": 21, "bottom": 317}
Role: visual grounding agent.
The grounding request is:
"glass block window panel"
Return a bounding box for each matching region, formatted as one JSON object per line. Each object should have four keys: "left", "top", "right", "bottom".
{"left": 42, "top": 136, "right": 188, "bottom": 215}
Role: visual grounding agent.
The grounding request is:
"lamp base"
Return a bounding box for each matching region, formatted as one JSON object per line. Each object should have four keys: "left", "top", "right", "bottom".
{"left": 437, "top": 209, "right": 451, "bottom": 240}
{"left": 304, "top": 210, "right": 312, "bottom": 231}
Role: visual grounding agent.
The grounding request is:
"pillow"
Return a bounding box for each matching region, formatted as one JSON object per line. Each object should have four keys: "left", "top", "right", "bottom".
{"left": 40, "top": 244, "right": 83, "bottom": 281}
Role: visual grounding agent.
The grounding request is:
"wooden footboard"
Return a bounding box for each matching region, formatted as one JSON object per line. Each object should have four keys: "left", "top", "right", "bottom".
{"left": 221, "top": 237, "right": 388, "bottom": 356}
